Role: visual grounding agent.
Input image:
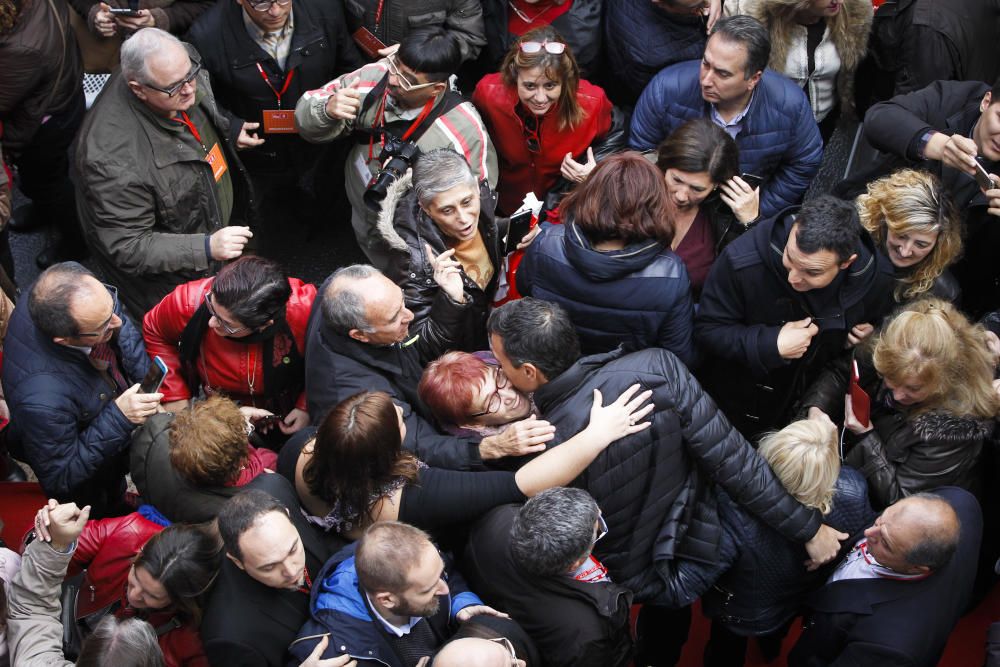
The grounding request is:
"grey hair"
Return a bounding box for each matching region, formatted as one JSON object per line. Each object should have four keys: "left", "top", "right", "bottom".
{"left": 412, "top": 149, "right": 477, "bottom": 208}
{"left": 120, "top": 27, "right": 184, "bottom": 82}
{"left": 511, "top": 487, "right": 600, "bottom": 576}
{"left": 321, "top": 265, "right": 381, "bottom": 335}
{"left": 710, "top": 15, "right": 772, "bottom": 80}
{"left": 76, "top": 616, "right": 165, "bottom": 667}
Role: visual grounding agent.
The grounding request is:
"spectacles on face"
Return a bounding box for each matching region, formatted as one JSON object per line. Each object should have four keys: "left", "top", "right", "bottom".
{"left": 77, "top": 285, "right": 120, "bottom": 338}
{"left": 246, "top": 0, "right": 290, "bottom": 10}
{"left": 385, "top": 54, "right": 438, "bottom": 92}
{"left": 523, "top": 113, "right": 540, "bottom": 153}
{"left": 519, "top": 40, "right": 566, "bottom": 55}
{"left": 205, "top": 292, "right": 252, "bottom": 335}
{"left": 144, "top": 60, "right": 202, "bottom": 98}
{"left": 593, "top": 513, "right": 608, "bottom": 545}
{"left": 468, "top": 365, "right": 509, "bottom": 418}
{"left": 487, "top": 637, "right": 519, "bottom": 667}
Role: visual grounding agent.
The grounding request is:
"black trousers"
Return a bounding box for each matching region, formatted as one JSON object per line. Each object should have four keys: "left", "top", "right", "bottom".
{"left": 634, "top": 604, "right": 692, "bottom": 667}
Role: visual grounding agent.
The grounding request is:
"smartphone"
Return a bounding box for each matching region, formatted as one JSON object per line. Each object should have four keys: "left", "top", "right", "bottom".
{"left": 254, "top": 413, "right": 284, "bottom": 429}
{"left": 352, "top": 27, "right": 388, "bottom": 59}
{"left": 504, "top": 210, "right": 534, "bottom": 255}
{"left": 974, "top": 160, "right": 997, "bottom": 191}
{"left": 849, "top": 359, "right": 870, "bottom": 428}
{"left": 740, "top": 173, "right": 763, "bottom": 189}
{"left": 139, "top": 355, "right": 168, "bottom": 394}
{"left": 109, "top": 7, "right": 142, "bottom": 17}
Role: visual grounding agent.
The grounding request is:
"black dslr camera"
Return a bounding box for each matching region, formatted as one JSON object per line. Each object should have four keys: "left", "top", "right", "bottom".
{"left": 363, "top": 136, "right": 421, "bottom": 211}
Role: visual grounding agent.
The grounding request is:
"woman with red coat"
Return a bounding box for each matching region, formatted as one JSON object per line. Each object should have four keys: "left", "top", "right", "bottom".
{"left": 55, "top": 509, "right": 220, "bottom": 667}
{"left": 143, "top": 256, "right": 315, "bottom": 437}
{"left": 472, "top": 25, "right": 614, "bottom": 215}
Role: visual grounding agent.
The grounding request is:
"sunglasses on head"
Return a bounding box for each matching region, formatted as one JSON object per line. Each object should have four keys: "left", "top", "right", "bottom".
{"left": 519, "top": 40, "right": 566, "bottom": 55}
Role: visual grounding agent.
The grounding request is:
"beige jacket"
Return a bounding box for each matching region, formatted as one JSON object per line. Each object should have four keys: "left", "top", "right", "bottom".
{"left": 7, "top": 540, "right": 75, "bottom": 667}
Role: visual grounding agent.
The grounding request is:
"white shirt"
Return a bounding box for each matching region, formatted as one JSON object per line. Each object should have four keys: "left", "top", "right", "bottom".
{"left": 365, "top": 592, "right": 424, "bottom": 637}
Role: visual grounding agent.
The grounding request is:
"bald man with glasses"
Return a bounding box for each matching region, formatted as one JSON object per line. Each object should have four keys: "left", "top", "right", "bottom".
{"left": 75, "top": 27, "right": 260, "bottom": 316}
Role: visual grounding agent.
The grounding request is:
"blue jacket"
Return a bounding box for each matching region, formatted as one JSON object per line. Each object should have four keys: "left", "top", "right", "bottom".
{"left": 2, "top": 284, "right": 149, "bottom": 511}
{"left": 629, "top": 61, "right": 823, "bottom": 221}
{"left": 516, "top": 220, "right": 696, "bottom": 367}
{"left": 289, "top": 544, "right": 482, "bottom": 666}
{"left": 604, "top": 0, "right": 707, "bottom": 102}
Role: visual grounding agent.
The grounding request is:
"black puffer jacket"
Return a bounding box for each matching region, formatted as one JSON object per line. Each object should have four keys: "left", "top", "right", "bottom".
{"left": 660, "top": 467, "right": 875, "bottom": 635}
{"left": 376, "top": 172, "right": 504, "bottom": 351}
{"left": 800, "top": 351, "right": 995, "bottom": 509}
{"left": 532, "top": 347, "right": 822, "bottom": 602}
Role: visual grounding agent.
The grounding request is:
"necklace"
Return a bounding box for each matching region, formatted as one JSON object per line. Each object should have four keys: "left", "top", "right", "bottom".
{"left": 247, "top": 346, "right": 257, "bottom": 397}
{"left": 509, "top": 0, "right": 555, "bottom": 24}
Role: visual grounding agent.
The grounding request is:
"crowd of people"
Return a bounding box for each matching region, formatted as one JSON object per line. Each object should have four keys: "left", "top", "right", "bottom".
{"left": 2, "top": 0, "right": 1000, "bottom": 665}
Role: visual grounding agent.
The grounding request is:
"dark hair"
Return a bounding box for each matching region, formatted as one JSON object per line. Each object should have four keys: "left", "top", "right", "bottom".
{"left": 793, "top": 195, "right": 861, "bottom": 264}
{"left": 500, "top": 25, "right": 584, "bottom": 130}
{"left": 355, "top": 522, "right": 433, "bottom": 594}
{"left": 512, "top": 487, "right": 600, "bottom": 576}
{"left": 559, "top": 152, "right": 674, "bottom": 246}
{"left": 210, "top": 256, "right": 290, "bottom": 330}
{"left": 305, "top": 391, "right": 420, "bottom": 527}
{"left": 486, "top": 298, "right": 580, "bottom": 380}
{"left": 217, "top": 490, "right": 289, "bottom": 562}
{"left": 710, "top": 15, "right": 771, "bottom": 79}
{"left": 134, "top": 524, "right": 221, "bottom": 626}
{"left": 27, "top": 262, "right": 97, "bottom": 338}
{"left": 398, "top": 27, "right": 461, "bottom": 83}
{"left": 656, "top": 118, "right": 740, "bottom": 186}
{"left": 76, "top": 616, "right": 165, "bottom": 667}
{"left": 991, "top": 74, "right": 1000, "bottom": 100}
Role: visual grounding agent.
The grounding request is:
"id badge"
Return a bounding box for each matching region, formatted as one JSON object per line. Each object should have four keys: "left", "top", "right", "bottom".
{"left": 262, "top": 109, "right": 298, "bottom": 134}
{"left": 205, "top": 143, "right": 229, "bottom": 182}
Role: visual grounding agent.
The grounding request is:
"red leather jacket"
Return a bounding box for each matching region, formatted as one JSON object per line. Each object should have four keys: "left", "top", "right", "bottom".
{"left": 472, "top": 73, "right": 612, "bottom": 215}
{"left": 67, "top": 513, "right": 208, "bottom": 667}
{"left": 142, "top": 276, "right": 316, "bottom": 412}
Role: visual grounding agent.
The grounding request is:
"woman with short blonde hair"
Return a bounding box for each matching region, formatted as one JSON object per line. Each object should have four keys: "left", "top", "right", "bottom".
{"left": 857, "top": 169, "right": 962, "bottom": 303}
{"left": 758, "top": 418, "right": 840, "bottom": 514}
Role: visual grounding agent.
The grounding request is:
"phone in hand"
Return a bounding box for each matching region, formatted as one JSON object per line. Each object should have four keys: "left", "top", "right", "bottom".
{"left": 504, "top": 210, "right": 534, "bottom": 255}
{"left": 109, "top": 7, "right": 142, "bottom": 17}
{"left": 974, "top": 160, "right": 997, "bottom": 191}
{"left": 740, "top": 173, "right": 763, "bottom": 189}
{"left": 849, "top": 359, "right": 870, "bottom": 428}
{"left": 352, "top": 27, "right": 388, "bottom": 59}
{"left": 139, "top": 356, "right": 168, "bottom": 394}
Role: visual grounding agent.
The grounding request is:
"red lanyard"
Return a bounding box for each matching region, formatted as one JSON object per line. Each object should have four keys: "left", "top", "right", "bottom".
{"left": 171, "top": 111, "right": 204, "bottom": 148}
{"left": 367, "top": 88, "right": 437, "bottom": 160}
{"left": 373, "top": 0, "right": 385, "bottom": 30}
{"left": 297, "top": 565, "right": 312, "bottom": 595}
{"left": 256, "top": 63, "right": 296, "bottom": 109}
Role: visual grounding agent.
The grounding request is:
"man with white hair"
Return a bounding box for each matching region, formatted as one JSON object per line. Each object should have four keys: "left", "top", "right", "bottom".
{"left": 75, "top": 27, "right": 261, "bottom": 315}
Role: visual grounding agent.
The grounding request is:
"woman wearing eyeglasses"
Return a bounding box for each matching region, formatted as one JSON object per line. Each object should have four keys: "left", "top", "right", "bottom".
{"left": 472, "top": 26, "right": 614, "bottom": 215}
{"left": 31, "top": 506, "right": 221, "bottom": 667}
{"left": 277, "top": 386, "right": 652, "bottom": 539}
{"left": 142, "top": 256, "right": 315, "bottom": 439}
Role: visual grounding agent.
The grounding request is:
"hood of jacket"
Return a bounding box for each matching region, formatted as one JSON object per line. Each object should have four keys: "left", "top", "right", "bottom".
{"left": 911, "top": 411, "right": 996, "bottom": 444}
{"left": 760, "top": 208, "right": 888, "bottom": 315}
{"left": 562, "top": 218, "right": 668, "bottom": 282}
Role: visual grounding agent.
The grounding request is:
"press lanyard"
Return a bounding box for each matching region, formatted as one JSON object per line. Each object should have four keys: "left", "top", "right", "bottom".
{"left": 171, "top": 111, "right": 205, "bottom": 150}
{"left": 297, "top": 566, "right": 312, "bottom": 595}
{"left": 367, "top": 87, "right": 437, "bottom": 161}
{"left": 256, "top": 63, "right": 296, "bottom": 109}
{"left": 373, "top": 0, "right": 385, "bottom": 30}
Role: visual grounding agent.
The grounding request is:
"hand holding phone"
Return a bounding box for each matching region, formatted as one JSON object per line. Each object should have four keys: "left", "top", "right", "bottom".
{"left": 109, "top": 7, "right": 142, "bottom": 17}
{"left": 974, "top": 160, "right": 997, "bottom": 191}
{"left": 139, "top": 356, "right": 168, "bottom": 394}
{"left": 504, "top": 210, "right": 534, "bottom": 255}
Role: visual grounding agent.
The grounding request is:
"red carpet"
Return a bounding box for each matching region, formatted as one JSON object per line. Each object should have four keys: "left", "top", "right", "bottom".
{"left": 3, "top": 481, "right": 997, "bottom": 665}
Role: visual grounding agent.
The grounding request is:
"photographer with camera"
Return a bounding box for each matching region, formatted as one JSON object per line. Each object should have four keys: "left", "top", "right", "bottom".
{"left": 295, "top": 27, "right": 498, "bottom": 270}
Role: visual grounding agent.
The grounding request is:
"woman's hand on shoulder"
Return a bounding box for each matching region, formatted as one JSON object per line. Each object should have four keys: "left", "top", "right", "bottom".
{"left": 586, "top": 384, "right": 654, "bottom": 446}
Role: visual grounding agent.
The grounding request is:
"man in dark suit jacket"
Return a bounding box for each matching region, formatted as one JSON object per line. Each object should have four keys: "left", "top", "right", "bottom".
{"left": 790, "top": 487, "right": 980, "bottom": 667}
{"left": 199, "top": 474, "right": 346, "bottom": 666}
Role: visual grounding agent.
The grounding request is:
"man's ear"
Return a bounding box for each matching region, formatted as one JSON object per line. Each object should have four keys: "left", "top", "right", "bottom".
{"left": 127, "top": 80, "right": 147, "bottom": 101}
{"left": 52, "top": 336, "right": 70, "bottom": 346}
{"left": 348, "top": 328, "right": 370, "bottom": 344}
{"left": 982, "top": 92, "right": 993, "bottom": 114}
{"left": 746, "top": 70, "right": 763, "bottom": 92}
{"left": 374, "top": 590, "right": 397, "bottom": 610}
{"left": 432, "top": 82, "right": 447, "bottom": 96}
{"left": 226, "top": 552, "right": 246, "bottom": 571}
{"left": 838, "top": 253, "right": 858, "bottom": 270}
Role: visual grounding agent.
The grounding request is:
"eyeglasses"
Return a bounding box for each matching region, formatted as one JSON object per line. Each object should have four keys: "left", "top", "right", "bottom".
{"left": 468, "top": 365, "right": 509, "bottom": 418}
{"left": 77, "top": 285, "right": 120, "bottom": 338}
{"left": 522, "top": 113, "right": 540, "bottom": 153}
{"left": 204, "top": 292, "right": 251, "bottom": 335}
{"left": 519, "top": 40, "right": 566, "bottom": 55}
{"left": 385, "top": 53, "right": 439, "bottom": 92}
{"left": 143, "top": 60, "right": 202, "bottom": 97}
{"left": 246, "top": 0, "right": 290, "bottom": 10}
{"left": 593, "top": 513, "right": 608, "bottom": 545}
{"left": 487, "top": 637, "right": 520, "bottom": 667}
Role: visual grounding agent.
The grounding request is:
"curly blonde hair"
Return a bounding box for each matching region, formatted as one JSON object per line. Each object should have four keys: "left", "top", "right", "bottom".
{"left": 758, "top": 419, "right": 840, "bottom": 514}
{"left": 169, "top": 396, "right": 250, "bottom": 486}
{"left": 857, "top": 169, "right": 962, "bottom": 301}
{"left": 872, "top": 298, "right": 1000, "bottom": 419}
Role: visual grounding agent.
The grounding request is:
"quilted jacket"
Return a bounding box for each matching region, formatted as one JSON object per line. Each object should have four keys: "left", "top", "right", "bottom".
{"left": 531, "top": 346, "right": 822, "bottom": 602}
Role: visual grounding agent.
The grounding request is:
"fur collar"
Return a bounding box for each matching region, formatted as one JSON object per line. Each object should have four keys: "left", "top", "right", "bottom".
{"left": 910, "top": 411, "right": 995, "bottom": 443}
{"left": 373, "top": 170, "right": 414, "bottom": 253}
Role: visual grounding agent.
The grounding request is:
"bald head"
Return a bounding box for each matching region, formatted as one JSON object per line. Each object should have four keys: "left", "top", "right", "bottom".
{"left": 865, "top": 493, "right": 960, "bottom": 575}
{"left": 120, "top": 27, "right": 185, "bottom": 82}
{"left": 28, "top": 262, "right": 102, "bottom": 339}
{"left": 433, "top": 638, "right": 525, "bottom": 667}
